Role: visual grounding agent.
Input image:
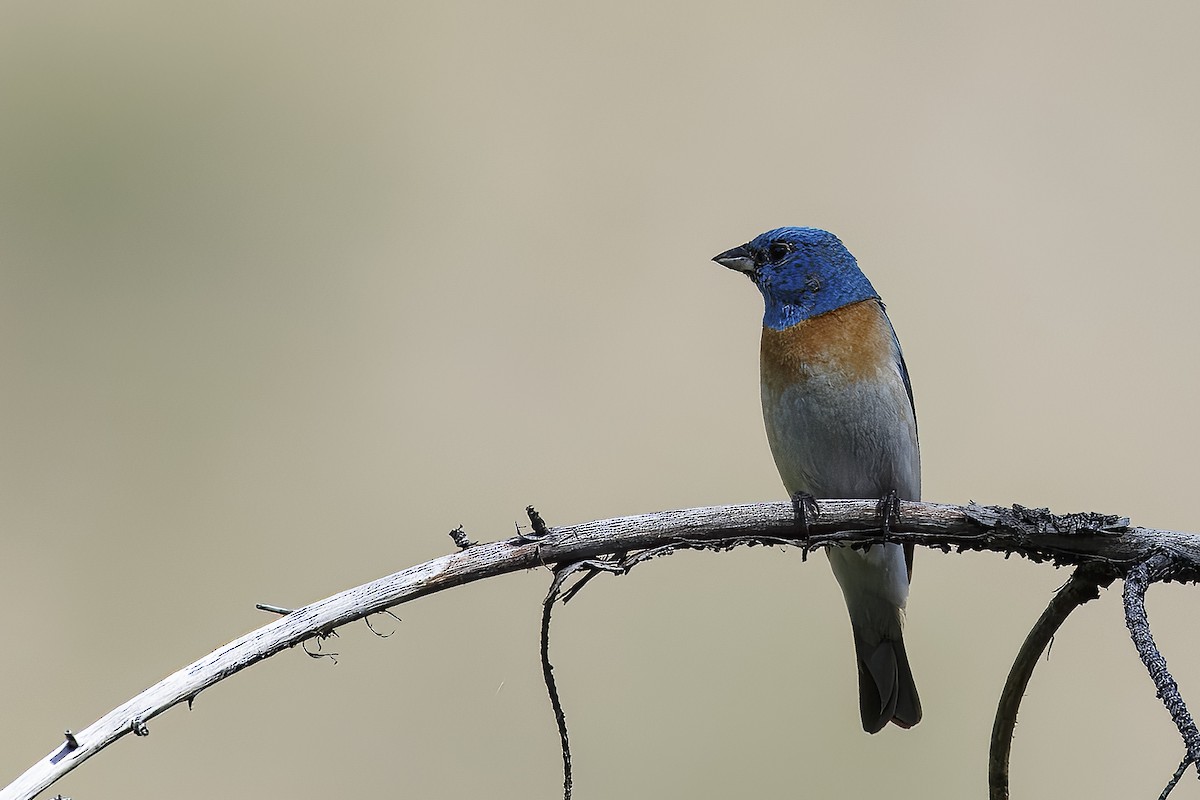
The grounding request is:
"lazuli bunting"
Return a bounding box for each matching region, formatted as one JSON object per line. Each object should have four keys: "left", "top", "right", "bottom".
{"left": 714, "top": 226, "right": 922, "bottom": 733}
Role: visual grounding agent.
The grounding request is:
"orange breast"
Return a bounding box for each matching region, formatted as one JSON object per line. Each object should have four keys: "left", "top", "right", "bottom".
{"left": 760, "top": 299, "right": 896, "bottom": 393}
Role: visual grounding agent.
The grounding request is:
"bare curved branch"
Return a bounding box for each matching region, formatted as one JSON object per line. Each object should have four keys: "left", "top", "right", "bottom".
{"left": 988, "top": 567, "right": 1114, "bottom": 800}
{"left": 1160, "top": 756, "right": 1195, "bottom": 800}
{"left": 3, "top": 499, "right": 1199, "bottom": 800}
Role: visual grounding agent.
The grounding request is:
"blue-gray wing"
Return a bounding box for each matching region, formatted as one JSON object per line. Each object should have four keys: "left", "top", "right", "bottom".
{"left": 881, "top": 302, "right": 917, "bottom": 439}
{"left": 896, "top": 348, "right": 917, "bottom": 438}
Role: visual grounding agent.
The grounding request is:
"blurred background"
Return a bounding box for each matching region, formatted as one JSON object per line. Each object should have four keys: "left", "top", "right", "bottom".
{"left": 3, "top": 2, "right": 1199, "bottom": 798}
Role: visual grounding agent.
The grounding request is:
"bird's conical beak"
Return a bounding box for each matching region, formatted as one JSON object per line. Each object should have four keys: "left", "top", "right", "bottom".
{"left": 712, "top": 245, "right": 756, "bottom": 274}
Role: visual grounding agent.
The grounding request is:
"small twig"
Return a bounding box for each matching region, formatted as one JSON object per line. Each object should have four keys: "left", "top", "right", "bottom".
{"left": 558, "top": 569, "right": 600, "bottom": 604}
{"left": 541, "top": 568, "right": 577, "bottom": 800}
{"left": 988, "top": 566, "right": 1113, "bottom": 800}
{"left": 1160, "top": 755, "right": 1194, "bottom": 800}
{"left": 1124, "top": 554, "right": 1200, "bottom": 773}
{"left": 516, "top": 506, "right": 552, "bottom": 544}
{"left": 255, "top": 604, "right": 293, "bottom": 616}
{"left": 558, "top": 559, "right": 623, "bottom": 604}
{"left": 448, "top": 525, "right": 476, "bottom": 549}
{"left": 47, "top": 734, "right": 78, "bottom": 767}
{"left": 301, "top": 630, "right": 340, "bottom": 663}
{"left": 364, "top": 609, "right": 402, "bottom": 638}
{"left": 516, "top": 505, "right": 552, "bottom": 542}
{"left": 528, "top": 506, "right": 549, "bottom": 536}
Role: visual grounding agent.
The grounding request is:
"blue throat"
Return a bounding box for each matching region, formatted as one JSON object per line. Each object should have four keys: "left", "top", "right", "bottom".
{"left": 759, "top": 270, "right": 879, "bottom": 330}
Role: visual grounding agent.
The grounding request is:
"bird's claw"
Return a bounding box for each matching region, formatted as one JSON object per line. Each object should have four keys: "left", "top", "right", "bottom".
{"left": 791, "top": 491, "right": 820, "bottom": 560}
{"left": 876, "top": 490, "right": 902, "bottom": 541}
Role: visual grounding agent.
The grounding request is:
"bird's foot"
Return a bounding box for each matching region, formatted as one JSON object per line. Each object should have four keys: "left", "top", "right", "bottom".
{"left": 876, "top": 490, "right": 902, "bottom": 542}
{"left": 791, "top": 491, "right": 820, "bottom": 561}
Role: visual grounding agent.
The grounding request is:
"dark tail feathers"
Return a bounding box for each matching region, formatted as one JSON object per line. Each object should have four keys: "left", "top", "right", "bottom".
{"left": 855, "top": 635, "right": 922, "bottom": 733}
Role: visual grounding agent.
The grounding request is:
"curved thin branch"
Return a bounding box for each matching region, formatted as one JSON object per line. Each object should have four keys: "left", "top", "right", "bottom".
{"left": 1160, "top": 756, "right": 1195, "bottom": 800}
{"left": 541, "top": 584, "right": 572, "bottom": 800}
{"left": 539, "top": 559, "right": 614, "bottom": 800}
{"left": 988, "top": 567, "right": 1113, "bottom": 800}
{"left": 3, "top": 500, "right": 1199, "bottom": 800}
{"left": 1124, "top": 554, "right": 1200, "bottom": 774}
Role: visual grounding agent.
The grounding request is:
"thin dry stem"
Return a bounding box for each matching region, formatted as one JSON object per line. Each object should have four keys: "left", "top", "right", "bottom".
{"left": 988, "top": 567, "right": 1112, "bottom": 800}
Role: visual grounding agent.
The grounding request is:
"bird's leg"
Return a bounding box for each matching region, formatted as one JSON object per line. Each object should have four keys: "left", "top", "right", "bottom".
{"left": 791, "top": 491, "right": 820, "bottom": 561}
{"left": 876, "top": 490, "right": 902, "bottom": 543}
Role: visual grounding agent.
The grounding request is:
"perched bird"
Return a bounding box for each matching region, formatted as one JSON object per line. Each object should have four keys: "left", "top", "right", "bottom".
{"left": 713, "top": 227, "right": 922, "bottom": 733}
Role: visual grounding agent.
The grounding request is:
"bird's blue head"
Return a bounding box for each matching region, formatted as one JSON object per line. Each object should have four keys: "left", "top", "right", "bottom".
{"left": 713, "top": 227, "right": 879, "bottom": 331}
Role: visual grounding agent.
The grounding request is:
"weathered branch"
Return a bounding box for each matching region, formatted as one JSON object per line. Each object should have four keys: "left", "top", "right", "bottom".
{"left": 988, "top": 566, "right": 1114, "bottom": 800}
{"left": 4, "top": 500, "right": 1199, "bottom": 800}
{"left": 1125, "top": 554, "right": 1200, "bottom": 776}
{"left": 1160, "top": 756, "right": 1195, "bottom": 800}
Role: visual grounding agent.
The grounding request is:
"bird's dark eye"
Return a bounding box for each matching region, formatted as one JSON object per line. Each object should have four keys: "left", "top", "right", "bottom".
{"left": 766, "top": 242, "right": 792, "bottom": 263}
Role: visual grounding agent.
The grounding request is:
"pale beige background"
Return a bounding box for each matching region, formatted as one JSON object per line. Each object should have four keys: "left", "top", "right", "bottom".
{"left": 3, "top": 2, "right": 1199, "bottom": 798}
